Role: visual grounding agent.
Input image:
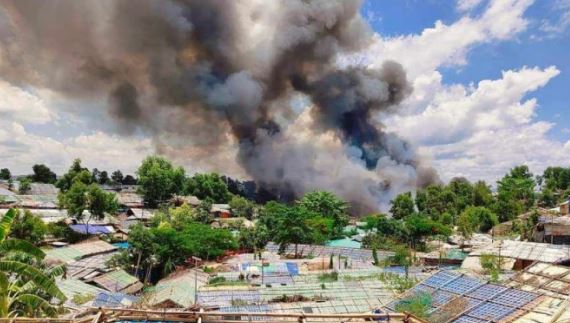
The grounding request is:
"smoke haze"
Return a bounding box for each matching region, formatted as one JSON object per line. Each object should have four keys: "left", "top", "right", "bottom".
{"left": 0, "top": 0, "right": 439, "bottom": 213}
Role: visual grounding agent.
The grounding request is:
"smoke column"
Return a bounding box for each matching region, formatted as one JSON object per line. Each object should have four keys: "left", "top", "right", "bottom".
{"left": 0, "top": 0, "right": 439, "bottom": 213}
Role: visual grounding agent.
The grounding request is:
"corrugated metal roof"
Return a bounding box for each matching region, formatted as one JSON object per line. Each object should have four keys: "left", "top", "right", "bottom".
{"left": 146, "top": 269, "right": 209, "bottom": 308}
{"left": 469, "top": 240, "right": 570, "bottom": 263}
{"left": 46, "top": 240, "right": 117, "bottom": 263}
{"left": 93, "top": 269, "right": 142, "bottom": 293}
{"left": 69, "top": 224, "right": 115, "bottom": 235}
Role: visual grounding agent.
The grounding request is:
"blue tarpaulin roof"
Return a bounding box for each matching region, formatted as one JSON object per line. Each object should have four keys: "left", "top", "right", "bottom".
{"left": 69, "top": 224, "right": 114, "bottom": 235}
{"left": 92, "top": 292, "right": 138, "bottom": 308}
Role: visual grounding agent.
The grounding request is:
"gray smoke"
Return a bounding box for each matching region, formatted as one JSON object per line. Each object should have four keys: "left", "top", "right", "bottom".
{"left": 0, "top": 0, "right": 439, "bottom": 213}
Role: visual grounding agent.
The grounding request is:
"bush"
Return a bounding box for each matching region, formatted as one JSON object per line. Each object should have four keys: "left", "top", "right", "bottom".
{"left": 318, "top": 271, "right": 338, "bottom": 283}
{"left": 394, "top": 292, "right": 432, "bottom": 318}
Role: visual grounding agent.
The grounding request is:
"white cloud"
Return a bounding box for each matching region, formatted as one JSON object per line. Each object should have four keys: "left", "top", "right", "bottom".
{"left": 0, "top": 79, "right": 53, "bottom": 124}
{"left": 457, "top": 0, "right": 485, "bottom": 12}
{"left": 389, "top": 66, "right": 560, "bottom": 145}
{"left": 538, "top": 0, "right": 570, "bottom": 38}
{"left": 343, "top": 0, "right": 534, "bottom": 78}
{"left": 387, "top": 67, "right": 562, "bottom": 182}
{"left": 0, "top": 118, "right": 153, "bottom": 175}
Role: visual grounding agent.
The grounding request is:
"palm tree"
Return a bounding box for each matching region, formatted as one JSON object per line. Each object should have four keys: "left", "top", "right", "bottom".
{"left": 0, "top": 209, "right": 67, "bottom": 318}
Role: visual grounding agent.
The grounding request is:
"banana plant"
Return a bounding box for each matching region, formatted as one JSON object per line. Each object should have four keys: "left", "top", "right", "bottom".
{"left": 0, "top": 209, "right": 66, "bottom": 318}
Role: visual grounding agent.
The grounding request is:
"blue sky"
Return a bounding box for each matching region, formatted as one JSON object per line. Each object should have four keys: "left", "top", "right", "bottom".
{"left": 363, "top": 0, "right": 570, "bottom": 141}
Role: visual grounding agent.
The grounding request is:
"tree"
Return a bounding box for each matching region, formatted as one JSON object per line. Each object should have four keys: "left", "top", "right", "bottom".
{"left": 389, "top": 192, "right": 415, "bottom": 220}
{"left": 137, "top": 156, "right": 185, "bottom": 207}
{"left": 404, "top": 213, "right": 451, "bottom": 248}
{"left": 0, "top": 209, "right": 66, "bottom": 317}
{"left": 10, "top": 210, "right": 47, "bottom": 245}
{"left": 238, "top": 226, "right": 269, "bottom": 252}
{"left": 298, "top": 191, "right": 348, "bottom": 237}
{"left": 472, "top": 181, "right": 493, "bottom": 207}
{"left": 185, "top": 173, "right": 230, "bottom": 203}
{"left": 98, "top": 171, "right": 110, "bottom": 185}
{"left": 58, "top": 182, "right": 118, "bottom": 230}
{"left": 56, "top": 159, "right": 92, "bottom": 193}
{"left": 122, "top": 175, "right": 137, "bottom": 185}
{"left": 18, "top": 178, "right": 32, "bottom": 195}
{"left": 448, "top": 177, "right": 473, "bottom": 212}
{"left": 415, "top": 190, "right": 427, "bottom": 212}
{"left": 497, "top": 165, "right": 536, "bottom": 211}
{"left": 31, "top": 164, "right": 57, "bottom": 184}
{"left": 229, "top": 195, "right": 255, "bottom": 220}
{"left": 539, "top": 188, "right": 557, "bottom": 208}
{"left": 386, "top": 245, "right": 413, "bottom": 278}
{"left": 195, "top": 200, "right": 213, "bottom": 224}
{"left": 0, "top": 168, "right": 10, "bottom": 180}
{"left": 457, "top": 207, "right": 498, "bottom": 242}
{"left": 273, "top": 206, "right": 315, "bottom": 258}
{"left": 111, "top": 170, "right": 124, "bottom": 184}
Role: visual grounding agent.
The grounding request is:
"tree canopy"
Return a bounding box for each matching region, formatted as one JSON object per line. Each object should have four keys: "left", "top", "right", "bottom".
{"left": 389, "top": 192, "right": 415, "bottom": 220}
{"left": 0, "top": 168, "right": 10, "bottom": 180}
{"left": 185, "top": 173, "right": 230, "bottom": 203}
{"left": 136, "top": 156, "right": 185, "bottom": 207}
{"left": 32, "top": 164, "right": 56, "bottom": 184}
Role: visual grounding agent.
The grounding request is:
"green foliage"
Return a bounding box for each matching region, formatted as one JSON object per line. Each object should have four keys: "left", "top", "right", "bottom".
{"left": 32, "top": 164, "right": 57, "bottom": 184}
{"left": 480, "top": 253, "right": 502, "bottom": 282}
{"left": 372, "top": 248, "right": 379, "bottom": 266}
{"left": 72, "top": 293, "right": 94, "bottom": 305}
{"left": 111, "top": 170, "right": 124, "bottom": 184}
{"left": 58, "top": 181, "right": 118, "bottom": 225}
{"left": 457, "top": 207, "right": 498, "bottom": 240}
{"left": 229, "top": 195, "right": 255, "bottom": 219}
{"left": 0, "top": 209, "right": 66, "bottom": 318}
{"left": 448, "top": 177, "right": 474, "bottom": 211}
{"left": 137, "top": 155, "right": 186, "bottom": 207}
{"left": 10, "top": 210, "right": 48, "bottom": 245}
{"left": 395, "top": 292, "right": 432, "bottom": 319}
{"left": 404, "top": 213, "right": 451, "bottom": 248}
{"left": 298, "top": 191, "right": 348, "bottom": 237}
{"left": 272, "top": 205, "right": 317, "bottom": 257}
{"left": 473, "top": 181, "right": 493, "bottom": 207}
{"left": 385, "top": 245, "right": 413, "bottom": 277}
{"left": 389, "top": 192, "right": 415, "bottom": 220}
{"left": 0, "top": 168, "right": 10, "bottom": 180}
{"left": 196, "top": 199, "right": 213, "bottom": 224}
{"left": 237, "top": 226, "right": 269, "bottom": 252}
{"left": 56, "top": 159, "right": 92, "bottom": 192}
{"left": 542, "top": 166, "right": 570, "bottom": 191}
{"left": 168, "top": 204, "right": 197, "bottom": 229}
{"left": 318, "top": 271, "right": 338, "bottom": 283}
{"left": 538, "top": 188, "right": 557, "bottom": 208}
{"left": 128, "top": 217, "right": 237, "bottom": 279}
{"left": 496, "top": 165, "right": 536, "bottom": 216}
{"left": 185, "top": 173, "right": 230, "bottom": 203}
{"left": 18, "top": 178, "right": 31, "bottom": 194}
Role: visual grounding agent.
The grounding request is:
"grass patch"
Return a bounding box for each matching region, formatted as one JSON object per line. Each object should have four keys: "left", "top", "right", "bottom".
{"left": 394, "top": 292, "right": 432, "bottom": 319}
{"left": 318, "top": 271, "right": 339, "bottom": 283}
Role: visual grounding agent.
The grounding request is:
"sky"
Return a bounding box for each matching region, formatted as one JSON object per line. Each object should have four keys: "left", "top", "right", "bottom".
{"left": 1, "top": 0, "right": 569, "bottom": 186}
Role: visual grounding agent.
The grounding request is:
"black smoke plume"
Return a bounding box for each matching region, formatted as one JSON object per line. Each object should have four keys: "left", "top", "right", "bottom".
{"left": 0, "top": 0, "right": 438, "bottom": 213}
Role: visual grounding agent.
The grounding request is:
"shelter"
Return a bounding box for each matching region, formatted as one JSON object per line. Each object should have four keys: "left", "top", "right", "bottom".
{"left": 46, "top": 240, "right": 117, "bottom": 263}
{"left": 92, "top": 269, "right": 143, "bottom": 294}
{"left": 145, "top": 269, "right": 210, "bottom": 308}
{"left": 92, "top": 292, "right": 139, "bottom": 308}
{"left": 171, "top": 195, "right": 201, "bottom": 207}
{"left": 14, "top": 194, "right": 58, "bottom": 209}
{"left": 126, "top": 207, "right": 155, "bottom": 221}
{"left": 463, "top": 240, "right": 570, "bottom": 272}
{"left": 69, "top": 224, "right": 115, "bottom": 235}
{"left": 27, "top": 183, "right": 59, "bottom": 195}
{"left": 265, "top": 242, "right": 393, "bottom": 262}
{"left": 212, "top": 204, "right": 232, "bottom": 218}
{"left": 57, "top": 278, "right": 106, "bottom": 307}
{"left": 535, "top": 216, "right": 570, "bottom": 244}
{"left": 507, "top": 262, "right": 570, "bottom": 298}
{"left": 116, "top": 192, "right": 144, "bottom": 208}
